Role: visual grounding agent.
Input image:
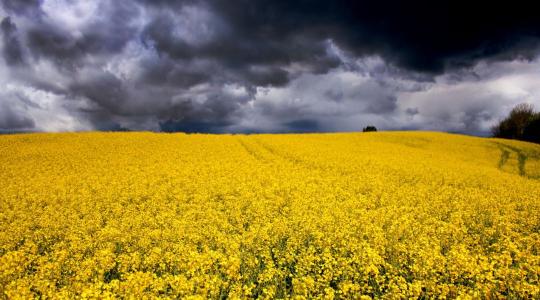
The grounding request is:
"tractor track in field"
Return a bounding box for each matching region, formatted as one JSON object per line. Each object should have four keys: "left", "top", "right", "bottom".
{"left": 236, "top": 137, "right": 272, "bottom": 164}
{"left": 236, "top": 136, "right": 323, "bottom": 171}
{"left": 494, "top": 142, "right": 539, "bottom": 179}
{"left": 249, "top": 137, "right": 355, "bottom": 176}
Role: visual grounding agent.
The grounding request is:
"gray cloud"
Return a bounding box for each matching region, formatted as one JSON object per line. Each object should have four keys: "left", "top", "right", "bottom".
{"left": 0, "top": 104, "right": 34, "bottom": 130}
{"left": 282, "top": 119, "right": 320, "bottom": 133}
{"left": 1, "top": 17, "right": 25, "bottom": 65}
{"left": 0, "top": 92, "right": 35, "bottom": 131}
{"left": 1, "top": 0, "right": 42, "bottom": 15}
{"left": 1, "top": 0, "right": 540, "bottom": 134}
{"left": 24, "top": 2, "right": 138, "bottom": 69}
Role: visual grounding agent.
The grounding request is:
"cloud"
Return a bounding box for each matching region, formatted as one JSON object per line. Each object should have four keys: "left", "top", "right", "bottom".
{"left": 282, "top": 119, "right": 320, "bottom": 133}
{"left": 1, "top": 17, "right": 25, "bottom": 65}
{"left": 232, "top": 68, "right": 406, "bottom": 133}
{"left": 1, "top": 0, "right": 540, "bottom": 134}
{"left": 24, "top": 1, "right": 139, "bottom": 69}
{"left": 396, "top": 60, "right": 540, "bottom": 135}
{"left": 1, "top": 0, "right": 42, "bottom": 16}
{"left": 0, "top": 83, "right": 91, "bottom": 132}
{"left": 139, "top": 4, "right": 340, "bottom": 87}
{"left": 0, "top": 100, "right": 35, "bottom": 130}
{"left": 206, "top": 0, "right": 540, "bottom": 73}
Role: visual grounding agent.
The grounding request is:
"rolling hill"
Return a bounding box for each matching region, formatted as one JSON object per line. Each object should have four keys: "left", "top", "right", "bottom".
{"left": 1, "top": 132, "right": 539, "bottom": 298}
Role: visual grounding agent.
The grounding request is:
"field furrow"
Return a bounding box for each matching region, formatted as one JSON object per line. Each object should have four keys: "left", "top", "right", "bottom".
{"left": 1, "top": 132, "right": 539, "bottom": 299}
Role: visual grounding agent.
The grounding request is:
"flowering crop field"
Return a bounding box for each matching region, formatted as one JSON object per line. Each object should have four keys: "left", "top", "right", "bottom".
{"left": 1, "top": 132, "right": 540, "bottom": 299}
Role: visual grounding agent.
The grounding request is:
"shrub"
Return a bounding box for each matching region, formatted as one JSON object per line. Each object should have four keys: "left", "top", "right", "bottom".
{"left": 363, "top": 126, "right": 377, "bottom": 132}
{"left": 492, "top": 103, "right": 539, "bottom": 143}
{"left": 523, "top": 115, "right": 540, "bottom": 143}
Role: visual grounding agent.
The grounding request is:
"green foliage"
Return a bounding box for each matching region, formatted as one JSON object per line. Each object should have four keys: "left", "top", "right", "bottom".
{"left": 523, "top": 116, "right": 540, "bottom": 143}
{"left": 492, "top": 103, "right": 540, "bottom": 143}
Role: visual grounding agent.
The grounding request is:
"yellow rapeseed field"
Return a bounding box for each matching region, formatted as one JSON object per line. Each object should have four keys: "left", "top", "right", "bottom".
{"left": 1, "top": 131, "right": 539, "bottom": 299}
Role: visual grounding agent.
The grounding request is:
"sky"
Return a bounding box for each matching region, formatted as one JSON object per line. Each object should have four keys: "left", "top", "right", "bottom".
{"left": 1, "top": 0, "right": 540, "bottom": 135}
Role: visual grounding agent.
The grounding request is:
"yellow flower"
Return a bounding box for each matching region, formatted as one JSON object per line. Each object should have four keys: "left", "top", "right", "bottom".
{"left": 1, "top": 131, "right": 539, "bottom": 298}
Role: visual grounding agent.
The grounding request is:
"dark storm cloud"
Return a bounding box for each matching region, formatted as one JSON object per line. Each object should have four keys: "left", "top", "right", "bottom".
{"left": 1, "top": 0, "right": 42, "bottom": 15}
{"left": 159, "top": 119, "right": 230, "bottom": 133}
{"left": 206, "top": 0, "right": 540, "bottom": 73}
{"left": 24, "top": 2, "right": 139, "bottom": 68}
{"left": 1, "top": 0, "right": 540, "bottom": 133}
{"left": 140, "top": 10, "right": 339, "bottom": 87}
{"left": 137, "top": 57, "right": 210, "bottom": 88}
{"left": 405, "top": 107, "right": 419, "bottom": 116}
{"left": 70, "top": 72, "right": 129, "bottom": 115}
{"left": 157, "top": 90, "right": 248, "bottom": 133}
{"left": 1, "top": 17, "right": 25, "bottom": 65}
{"left": 0, "top": 113, "right": 35, "bottom": 130}
{"left": 0, "top": 100, "right": 35, "bottom": 130}
{"left": 365, "top": 95, "right": 397, "bottom": 114}
{"left": 283, "top": 119, "right": 320, "bottom": 133}
{"left": 25, "top": 23, "right": 84, "bottom": 66}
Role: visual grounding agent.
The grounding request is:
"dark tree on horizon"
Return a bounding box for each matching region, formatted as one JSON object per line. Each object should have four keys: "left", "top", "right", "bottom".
{"left": 363, "top": 126, "right": 378, "bottom": 132}
{"left": 492, "top": 103, "right": 540, "bottom": 143}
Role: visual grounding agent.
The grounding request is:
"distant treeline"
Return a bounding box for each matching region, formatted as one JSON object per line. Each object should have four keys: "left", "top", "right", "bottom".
{"left": 492, "top": 103, "right": 540, "bottom": 144}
